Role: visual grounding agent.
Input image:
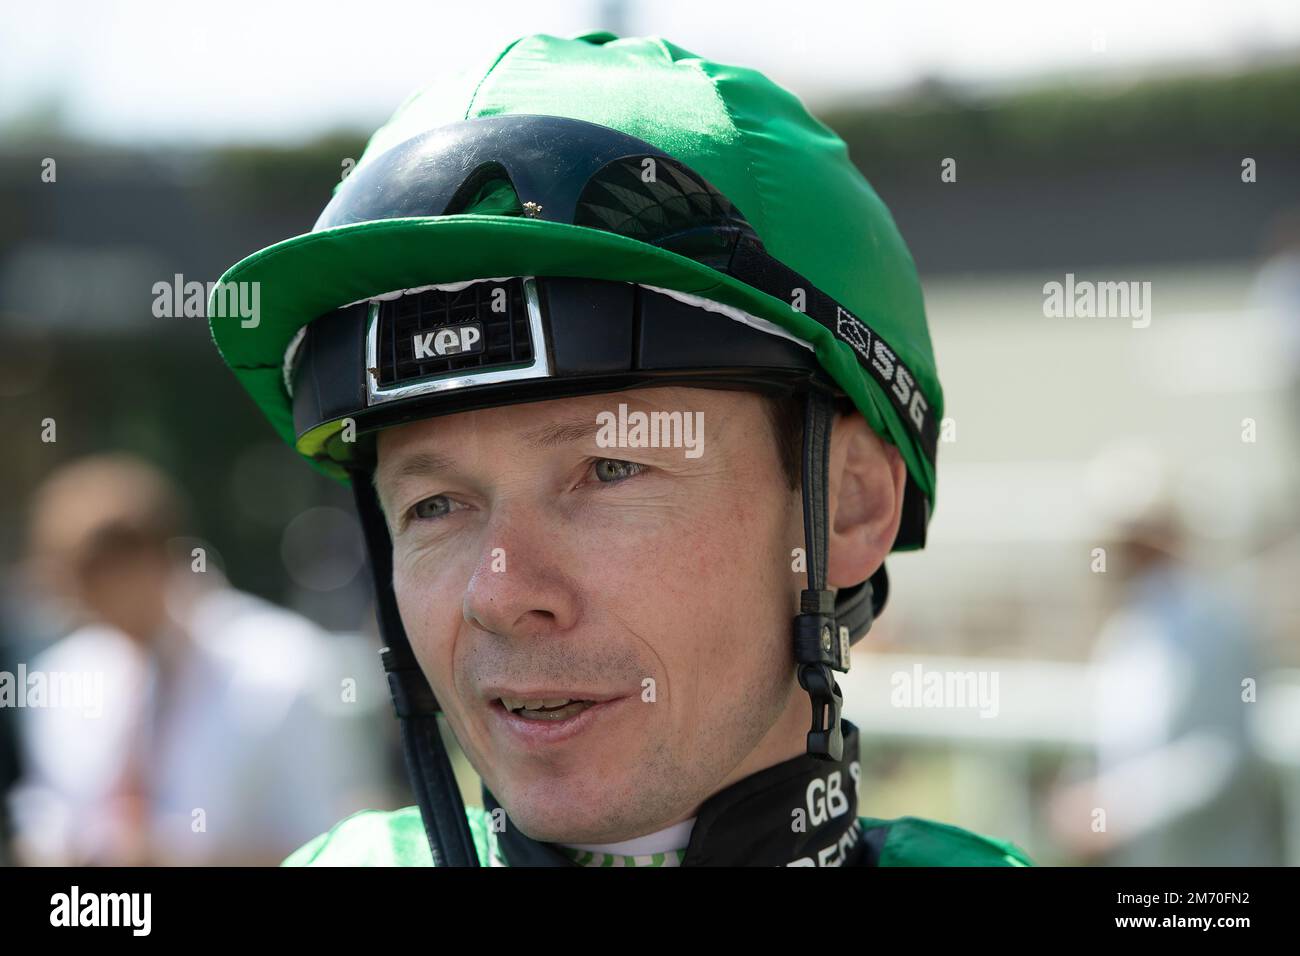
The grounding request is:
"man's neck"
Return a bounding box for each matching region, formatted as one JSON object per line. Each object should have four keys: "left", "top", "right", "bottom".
{"left": 484, "top": 720, "right": 865, "bottom": 867}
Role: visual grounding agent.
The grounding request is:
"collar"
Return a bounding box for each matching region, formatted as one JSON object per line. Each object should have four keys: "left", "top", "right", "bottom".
{"left": 558, "top": 817, "right": 695, "bottom": 867}
{"left": 485, "top": 719, "right": 865, "bottom": 867}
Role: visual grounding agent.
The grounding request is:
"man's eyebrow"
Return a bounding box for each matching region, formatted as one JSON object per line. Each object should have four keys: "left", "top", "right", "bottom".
{"left": 519, "top": 416, "right": 605, "bottom": 449}
{"left": 375, "top": 412, "right": 632, "bottom": 492}
{"left": 373, "top": 450, "right": 457, "bottom": 490}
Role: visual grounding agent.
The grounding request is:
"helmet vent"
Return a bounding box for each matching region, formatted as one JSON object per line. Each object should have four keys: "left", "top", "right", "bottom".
{"left": 376, "top": 278, "right": 534, "bottom": 388}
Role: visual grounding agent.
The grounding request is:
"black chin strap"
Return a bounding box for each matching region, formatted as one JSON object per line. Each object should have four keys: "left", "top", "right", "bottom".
{"left": 794, "top": 389, "right": 862, "bottom": 763}
{"left": 350, "top": 469, "right": 480, "bottom": 867}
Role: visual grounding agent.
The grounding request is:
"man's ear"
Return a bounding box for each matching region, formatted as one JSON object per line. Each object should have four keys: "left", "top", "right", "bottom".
{"left": 824, "top": 413, "right": 907, "bottom": 590}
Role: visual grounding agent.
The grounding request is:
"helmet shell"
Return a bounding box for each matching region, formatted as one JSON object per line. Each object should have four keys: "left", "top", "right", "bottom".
{"left": 208, "top": 30, "right": 942, "bottom": 547}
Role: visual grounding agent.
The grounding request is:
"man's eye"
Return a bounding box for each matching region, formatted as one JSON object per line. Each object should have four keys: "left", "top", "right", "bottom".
{"left": 410, "top": 495, "right": 456, "bottom": 521}
{"left": 592, "top": 459, "right": 644, "bottom": 483}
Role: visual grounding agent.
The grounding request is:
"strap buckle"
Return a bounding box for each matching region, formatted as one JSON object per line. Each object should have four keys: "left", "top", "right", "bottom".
{"left": 797, "top": 662, "right": 844, "bottom": 762}
{"left": 794, "top": 589, "right": 850, "bottom": 673}
{"left": 794, "top": 587, "right": 847, "bottom": 762}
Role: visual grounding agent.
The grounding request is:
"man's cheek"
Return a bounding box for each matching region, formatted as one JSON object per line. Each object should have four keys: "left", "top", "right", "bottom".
{"left": 392, "top": 570, "right": 458, "bottom": 685}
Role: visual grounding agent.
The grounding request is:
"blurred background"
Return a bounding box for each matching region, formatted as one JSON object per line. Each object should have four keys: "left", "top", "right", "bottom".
{"left": 2, "top": 0, "right": 1298, "bottom": 865}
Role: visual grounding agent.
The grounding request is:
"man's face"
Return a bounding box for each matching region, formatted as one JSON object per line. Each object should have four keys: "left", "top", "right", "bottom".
{"left": 373, "top": 385, "right": 806, "bottom": 843}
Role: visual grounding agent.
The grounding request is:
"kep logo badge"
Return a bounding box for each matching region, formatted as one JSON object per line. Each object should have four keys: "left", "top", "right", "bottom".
{"left": 413, "top": 323, "right": 484, "bottom": 360}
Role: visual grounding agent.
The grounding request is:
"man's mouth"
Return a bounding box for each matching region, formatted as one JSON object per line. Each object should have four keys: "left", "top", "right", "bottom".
{"left": 498, "top": 697, "right": 596, "bottom": 721}
{"left": 487, "top": 690, "right": 628, "bottom": 746}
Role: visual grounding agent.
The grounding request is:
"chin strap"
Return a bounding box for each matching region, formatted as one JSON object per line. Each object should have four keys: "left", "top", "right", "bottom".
{"left": 350, "top": 469, "right": 480, "bottom": 867}
{"left": 794, "top": 389, "right": 867, "bottom": 763}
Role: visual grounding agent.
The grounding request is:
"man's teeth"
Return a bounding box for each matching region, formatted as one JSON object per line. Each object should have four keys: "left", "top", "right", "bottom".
{"left": 501, "top": 697, "right": 584, "bottom": 712}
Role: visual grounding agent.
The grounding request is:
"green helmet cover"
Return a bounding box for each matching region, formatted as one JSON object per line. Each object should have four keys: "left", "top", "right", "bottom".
{"left": 207, "top": 30, "right": 943, "bottom": 548}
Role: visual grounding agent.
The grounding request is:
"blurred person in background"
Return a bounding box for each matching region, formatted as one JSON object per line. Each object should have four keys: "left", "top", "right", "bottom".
{"left": 1048, "top": 446, "right": 1284, "bottom": 865}
{"left": 7, "top": 454, "right": 387, "bottom": 865}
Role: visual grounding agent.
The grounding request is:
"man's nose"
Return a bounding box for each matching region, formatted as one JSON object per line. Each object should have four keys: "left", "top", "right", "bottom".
{"left": 461, "top": 508, "right": 581, "bottom": 638}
